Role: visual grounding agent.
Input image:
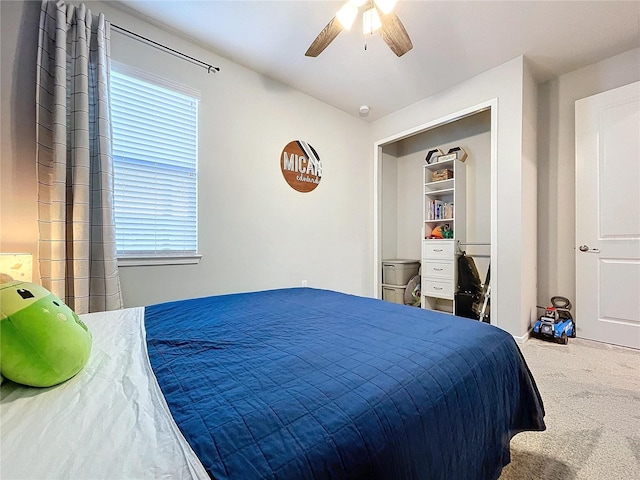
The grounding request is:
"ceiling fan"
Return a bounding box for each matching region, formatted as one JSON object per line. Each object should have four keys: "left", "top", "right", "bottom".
{"left": 305, "top": 0, "right": 413, "bottom": 58}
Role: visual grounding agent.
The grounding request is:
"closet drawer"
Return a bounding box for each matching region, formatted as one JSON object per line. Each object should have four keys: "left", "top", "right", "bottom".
{"left": 422, "top": 260, "right": 454, "bottom": 279}
{"left": 423, "top": 279, "right": 454, "bottom": 300}
{"left": 423, "top": 240, "right": 454, "bottom": 260}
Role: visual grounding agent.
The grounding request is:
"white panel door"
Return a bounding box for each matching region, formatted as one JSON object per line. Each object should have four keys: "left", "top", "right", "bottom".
{"left": 575, "top": 81, "right": 640, "bottom": 350}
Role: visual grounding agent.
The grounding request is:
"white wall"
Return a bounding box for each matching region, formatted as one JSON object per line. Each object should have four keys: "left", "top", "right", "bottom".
{"left": 1, "top": 1, "right": 40, "bottom": 260}
{"left": 394, "top": 139, "right": 423, "bottom": 261}
{"left": 536, "top": 47, "right": 640, "bottom": 308}
{"left": 371, "top": 57, "right": 536, "bottom": 339}
{"left": 380, "top": 145, "right": 399, "bottom": 261}
{"left": 1, "top": 0, "right": 372, "bottom": 307}
{"left": 521, "top": 58, "right": 538, "bottom": 335}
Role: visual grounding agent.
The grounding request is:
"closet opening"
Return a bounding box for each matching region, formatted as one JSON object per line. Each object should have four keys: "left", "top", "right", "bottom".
{"left": 373, "top": 100, "right": 497, "bottom": 324}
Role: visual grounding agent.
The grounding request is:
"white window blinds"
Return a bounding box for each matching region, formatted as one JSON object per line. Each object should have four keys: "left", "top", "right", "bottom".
{"left": 111, "top": 70, "right": 199, "bottom": 258}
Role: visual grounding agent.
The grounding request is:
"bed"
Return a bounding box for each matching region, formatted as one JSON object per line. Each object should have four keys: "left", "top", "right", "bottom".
{"left": 1, "top": 288, "right": 545, "bottom": 479}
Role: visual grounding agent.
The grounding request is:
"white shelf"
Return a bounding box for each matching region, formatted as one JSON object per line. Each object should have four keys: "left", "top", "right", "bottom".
{"left": 424, "top": 185, "right": 454, "bottom": 196}
{"left": 425, "top": 178, "right": 454, "bottom": 188}
{"left": 425, "top": 158, "right": 455, "bottom": 170}
{"left": 425, "top": 218, "right": 454, "bottom": 223}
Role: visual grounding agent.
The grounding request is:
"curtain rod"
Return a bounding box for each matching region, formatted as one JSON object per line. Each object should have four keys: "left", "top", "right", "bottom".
{"left": 110, "top": 24, "right": 220, "bottom": 73}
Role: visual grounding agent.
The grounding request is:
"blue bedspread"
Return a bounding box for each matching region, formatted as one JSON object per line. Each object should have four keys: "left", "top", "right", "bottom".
{"left": 145, "top": 288, "right": 545, "bottom": 480}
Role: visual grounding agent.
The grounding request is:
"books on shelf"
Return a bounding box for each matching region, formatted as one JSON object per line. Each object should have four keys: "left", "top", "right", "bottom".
{"left": 426, "top": 200, "right": 454, "bottom": 220}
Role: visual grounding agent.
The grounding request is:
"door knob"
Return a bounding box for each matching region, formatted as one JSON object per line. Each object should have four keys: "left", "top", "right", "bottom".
{"left": 579, "top": 245, "right": 600, "bottom": 253}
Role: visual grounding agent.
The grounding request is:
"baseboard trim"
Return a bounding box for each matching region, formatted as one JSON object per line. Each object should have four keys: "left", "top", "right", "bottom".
{"left": 512, "top": 329, "right": 532, "bottom": 344}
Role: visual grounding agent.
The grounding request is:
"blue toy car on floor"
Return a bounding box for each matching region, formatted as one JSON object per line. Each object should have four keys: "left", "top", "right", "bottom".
{"left": 533, "top": 296, "right": 576, "bottom": 344}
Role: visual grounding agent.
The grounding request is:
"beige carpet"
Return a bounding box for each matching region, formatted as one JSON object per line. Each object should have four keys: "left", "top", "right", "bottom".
{"left": 500, "top": 337, "right": 640, "bottom": 480}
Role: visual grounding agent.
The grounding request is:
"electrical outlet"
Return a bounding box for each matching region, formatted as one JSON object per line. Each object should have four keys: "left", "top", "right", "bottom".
{"left": 301, "top": 280, "right": 308, "bottom": 287}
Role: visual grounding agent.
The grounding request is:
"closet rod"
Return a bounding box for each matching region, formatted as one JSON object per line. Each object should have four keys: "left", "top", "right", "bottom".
{"left": 111, "top": 24, "right": 220, "bottom": 73}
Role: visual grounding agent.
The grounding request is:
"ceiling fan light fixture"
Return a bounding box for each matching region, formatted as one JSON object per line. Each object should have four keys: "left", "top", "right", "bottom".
{"left": 362, "top": 7, "right": 382, "bottom": 34}
{"left": 336, "top": 3, "right": 359, "bottom": 30}
{"left": 306, "top": 0, "right": 411, "bottom": 58}
{"left": 374, "top": 0, "right": 397, "bottom": 15}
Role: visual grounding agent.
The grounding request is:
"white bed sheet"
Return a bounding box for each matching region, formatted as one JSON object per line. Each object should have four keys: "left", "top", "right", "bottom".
{"left": 0, "top": 307, "right": 209, "bottom": 480}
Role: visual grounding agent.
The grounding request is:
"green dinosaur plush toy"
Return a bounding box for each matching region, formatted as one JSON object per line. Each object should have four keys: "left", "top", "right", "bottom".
{"left": 0, "top": 281, "right": 92, "bottom": 387}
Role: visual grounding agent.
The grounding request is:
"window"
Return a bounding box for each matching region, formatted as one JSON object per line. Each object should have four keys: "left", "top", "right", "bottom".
{"left": 110, "top": 69, "right": 199, "bottom": 265}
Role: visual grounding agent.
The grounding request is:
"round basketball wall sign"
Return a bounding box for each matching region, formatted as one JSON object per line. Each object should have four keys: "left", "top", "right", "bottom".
{"left": 280, "top": 140, "right": 322, "bottom": 193}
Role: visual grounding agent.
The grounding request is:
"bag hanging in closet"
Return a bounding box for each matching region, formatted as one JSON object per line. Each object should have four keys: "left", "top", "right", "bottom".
{"left": 457, "top": 254, "right": 482, "bottom": 295}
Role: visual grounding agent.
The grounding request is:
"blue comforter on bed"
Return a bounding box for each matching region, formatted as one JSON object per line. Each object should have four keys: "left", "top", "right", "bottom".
{"left": 145, "top": 288, "right": 544, "bottom": 480}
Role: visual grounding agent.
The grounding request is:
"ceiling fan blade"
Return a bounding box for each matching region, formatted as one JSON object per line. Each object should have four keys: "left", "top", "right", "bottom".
{"left": 305, "top": 17, "right": 343, "bottom": 57}
{"left": 379, "top": 11, "right": 413, "bottom": 57}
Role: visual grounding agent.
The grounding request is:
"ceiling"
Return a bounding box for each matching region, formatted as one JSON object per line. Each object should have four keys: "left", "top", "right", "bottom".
{"left": 111, "top": 1, "right": 640, "bottom": 121}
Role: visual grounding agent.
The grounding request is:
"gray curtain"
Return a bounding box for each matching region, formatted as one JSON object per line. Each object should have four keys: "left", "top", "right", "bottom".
{"left": 36, "top": 0, "right": 122, "bottom": 313}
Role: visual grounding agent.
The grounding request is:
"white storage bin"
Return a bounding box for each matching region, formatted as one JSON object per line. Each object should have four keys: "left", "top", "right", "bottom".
{"left": 382, "top": 259, "right": 420, "bottom": 286}
{"left": 382, "top": 284, "right": 406, "bottom": 304}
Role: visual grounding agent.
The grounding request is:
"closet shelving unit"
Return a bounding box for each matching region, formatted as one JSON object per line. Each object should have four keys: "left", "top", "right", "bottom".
{"left": 422, "top": 157, "right": 466, "bottom": 238}
{"left": 421, "top": 156, "right": 466, "bottom": 313}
